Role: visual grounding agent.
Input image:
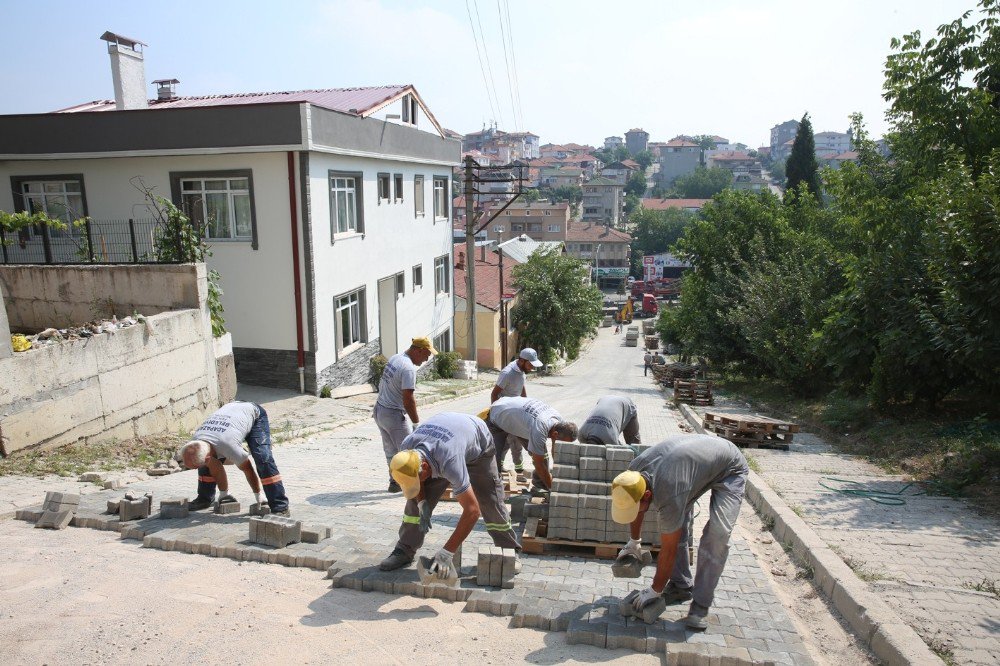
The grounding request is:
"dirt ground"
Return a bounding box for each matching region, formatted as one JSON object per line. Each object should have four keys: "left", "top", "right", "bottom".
{"left": 0, "top": 520, "right": 659, "bottom": 665}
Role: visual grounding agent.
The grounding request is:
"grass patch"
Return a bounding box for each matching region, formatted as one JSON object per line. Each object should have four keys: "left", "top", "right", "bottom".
{"left": 0, "top": 434, "right": 185, "bottom": 478}
{"left": 745, "top": 453, "right": 761, "bottom": 474}
{"left": 962, "top": 578, "right": 999, "bottom": 599}
{"left": 842, "top": 555, "right": 889, "bottom": 583}
{"left": 761, "top": 514, "right": 775, "bottom": 531}
{"left": 927, "top": 638, "right": 956, "bottom": 666}
{"left": 789, "top": 503, "right": 804, "bottom": 518}
{"left": 795, "top": 562, "right": 815, "bottom": 580}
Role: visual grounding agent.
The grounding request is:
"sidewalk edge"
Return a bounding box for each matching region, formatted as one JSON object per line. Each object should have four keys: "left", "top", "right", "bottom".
{"left": 678, "top": 402, "right": 943, "bottom": 666}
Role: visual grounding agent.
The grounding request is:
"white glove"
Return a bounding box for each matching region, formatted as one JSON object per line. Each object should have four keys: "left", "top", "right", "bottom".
{"left": 631, "top": 586, "right": 660, "bottom": 611}
{"left": 620, "top": 537, "right": 643, "bottom": 560}
{"left": 430, "top": 547, "right": 454, "bottom": 579}
{"left": 254, "top": 491, "right": 263, "bottom": 505}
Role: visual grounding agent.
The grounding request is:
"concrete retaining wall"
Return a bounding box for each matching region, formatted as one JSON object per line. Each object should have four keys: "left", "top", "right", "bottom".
{"left": 0, "top": 263, "right": 203, "bottom": 331}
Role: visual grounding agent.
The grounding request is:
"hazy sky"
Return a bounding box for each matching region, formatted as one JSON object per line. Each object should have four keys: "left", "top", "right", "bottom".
{"left": 0, "top": 0, "right": 973, "bottom": 147}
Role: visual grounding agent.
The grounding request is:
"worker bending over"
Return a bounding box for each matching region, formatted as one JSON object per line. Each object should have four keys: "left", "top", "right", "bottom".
{"left": 490, "top": 347, "right": 544, "bottom": 475}
{"left": 378, "top": 412, "right": 521, "bottom": 574}
{"left": 611, "top": 434, "right": 748, "bottom": 630}
{"left": 180, "top": 401, "right": 289, "bottom": 515}
{"left": 482, "top": 396, "right": 577, "bottom": 490}
{"left": 578, "top": 395, "right": 641, "bottom": 446}
{"left": 374, "top": 337, "right": 436, "bottom": 492}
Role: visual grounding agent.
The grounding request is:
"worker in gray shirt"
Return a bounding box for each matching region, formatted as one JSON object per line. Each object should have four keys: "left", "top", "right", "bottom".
{"left": 610, "top": 434, "right": 748, "bottom": 630}
{"left": 378, "top": 412, "right": 521, "bottom": 574}
{"left": 578, "top": 395, "right": 641, "bottom": 446}
{"left": 374, "top": 337, "right": 436, "bottom": 492}
{"left": 490, "top": 348, "right": 544, "bottom": 475}
{"left": 482, "top": 397, "right": 577, "bottom": 490}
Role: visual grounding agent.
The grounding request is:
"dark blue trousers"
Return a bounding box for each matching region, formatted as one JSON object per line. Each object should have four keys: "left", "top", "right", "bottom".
{"left": 196, "top": 406, "right": 289, "bottom": 511}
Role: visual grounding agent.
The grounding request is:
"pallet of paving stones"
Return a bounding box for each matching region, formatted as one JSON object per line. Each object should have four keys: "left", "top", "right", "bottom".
{"left": 521, "top": 517, "right": 660, "bottom": 559}
{"left": 440, "top": 469, "right": 528, "bottom": 501}
{"left": 672, "top": 379, "right": 713, "bottom": 406}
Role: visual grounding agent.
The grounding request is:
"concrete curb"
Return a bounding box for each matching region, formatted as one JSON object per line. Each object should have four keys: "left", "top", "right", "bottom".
{"left": 677, "top": 402, "right": 943, "bottom": 666}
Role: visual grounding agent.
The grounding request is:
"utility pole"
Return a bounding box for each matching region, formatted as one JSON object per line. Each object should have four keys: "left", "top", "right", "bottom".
{"left": 498, "top": 245, "right": 507, "bottom": 363}
{"left": 464, "top": 156, "right": 476, "bottom": 363}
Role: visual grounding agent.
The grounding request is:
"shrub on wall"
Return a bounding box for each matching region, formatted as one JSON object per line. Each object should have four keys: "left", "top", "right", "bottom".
{"left": 434, "top": 351, "right": 462, "bottom": 379}
{"left": 370, "top": 354, "right": 388, "bottom": 386}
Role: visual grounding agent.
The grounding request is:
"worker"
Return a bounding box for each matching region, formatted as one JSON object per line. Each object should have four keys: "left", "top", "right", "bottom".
{"left": 378, "top": 412, "right": 521, "bottom": 573}
{"left": 577, "top": 395, "right": 641, "bottom": 446}
{"left": 180, "top": 401, "right": 289, "bottom": 516}
{"left": 653, "top": 351, "right": 665, "bottom": 365}
{"left": 482, "top": 396, "right": 577, "bottom": 490}
{"left": 610, "top": 434, "right": 748, "bottom": 630}
{"left": 374, "top": 337, "right": 436, "bottom": 492}
{"left": 490, "top": 348, "right": 544, "bottom": 475}
{"left": 643, "top": 350, "right": 653, "bottom": 376}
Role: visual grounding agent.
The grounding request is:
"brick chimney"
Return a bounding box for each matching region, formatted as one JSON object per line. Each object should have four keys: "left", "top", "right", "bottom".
{"left": 100, "top": 31, "right": 148, "bottom": 110}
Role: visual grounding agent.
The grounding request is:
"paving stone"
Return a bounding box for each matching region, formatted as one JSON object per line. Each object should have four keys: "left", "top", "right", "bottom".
{"left": 119, "top": 498, "right": 151, "bottom": 522}
{"left": 579, "top": 468, "right": 608, "bottom": 481}
{"left": 579, "top": 456, "right": 607, "bottom": 471}
{"left": 42, "top": 491, "right": 81, "bottom": 512}
{"left": 578, "top": 444, "right": 606, "bottom": 458}
{"left": 106, "top": 499, "right": 121, "bottom": 515}
{"left": 500, "top": 548, "right": 516, "bottom": 589}
{"left": 301, "top": 526, "right": 332, "bottom": 543}
{"left": 159, "top": 498, "right": 189, "bottom": 519}
{"left": 214, "top": 499, "right": 241, "bottom": 515}
{"left": 249, "top": 502, "right": 271, "bottom": 517}
{"left": 35, "top": 509, "right": 74, "bottom": 529}
{"left": 551, "top": 479, "right": 580, "bottom": 493}
{"left": 249, "top": 516, "right": 301, "bottom": 547}
{"left": 605, "top": 446, "right": 635, "bottom": 462}
{"left": 551, "top": 464, "right": 578, "bottom": 480}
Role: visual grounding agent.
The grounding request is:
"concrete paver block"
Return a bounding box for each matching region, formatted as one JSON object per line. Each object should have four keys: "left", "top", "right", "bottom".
{"left": 301, "top": 526, "right": 332, "bottom": 543}
{"left": 605, "top": 446, "right": 634, "bottom": 462}
{"left": 249, "top": 516, "right": 302, "bottom": 547}
{"left": 500, "top": 548, "right": 516, "bottom": 589}
{"left": 249, "top": 502, "right": 271, "bottom": 517}
{"left": 159, "top": 498, "right": 189, "bottom": 519}
{"left": 214, "top": 499, "right": 241, "bottom": 515}
{"left": 119, "top": 498, "right": 151, "bottom": 522}
{"left": 42, "top": 491, "right": 81, "bottom": 512}
{"left": 35, "top": 509, "right": 74, "bottom": 529}
{"left": 106, "top": 499, "right": 121, "bottom": 515}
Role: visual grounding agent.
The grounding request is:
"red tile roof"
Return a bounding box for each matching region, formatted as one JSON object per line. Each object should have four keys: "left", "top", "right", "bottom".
{"left": 452, "top": 243, "right": 520, "bottom": 311}
{"left": 641, "top": 198, "right": 709, "bottom": 210}
{"left": 565, "top": 221, "right": 632, "bottom": 243}
{"left": 664, "top": 139, "right": 699, "bottom": 147}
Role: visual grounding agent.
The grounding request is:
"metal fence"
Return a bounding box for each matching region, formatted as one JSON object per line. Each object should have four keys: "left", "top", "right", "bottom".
{"left": 0, "top": 218, "right": 185, "bottom": 265}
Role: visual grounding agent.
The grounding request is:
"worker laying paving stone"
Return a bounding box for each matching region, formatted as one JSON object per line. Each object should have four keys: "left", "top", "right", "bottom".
{"left": 577, "top": 395, "right": 642, "bottom": 446}
{"left": 378, "top": 411, "right": 522, "bottom": 579}
{"left": 481, "top": 396, "right": 578, "bottom": 490}
{"left": 611, "top": 433, "right": 748, "bottom": 630}
{"left": 180, "top": 401, "right": 290, "bottom": 516}
{"left": 490, "top": 347, "right": 545, "bottom": 476}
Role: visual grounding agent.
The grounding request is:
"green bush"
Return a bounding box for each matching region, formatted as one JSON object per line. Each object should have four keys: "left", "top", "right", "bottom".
{"left": 435, "top": 351, "right": 463, "bottom": 379}
{"left": 370, "top": 354, "right": 388, "bottom": 386}
{"left": 319, "top": 384, "right": 332, "bottom": 399}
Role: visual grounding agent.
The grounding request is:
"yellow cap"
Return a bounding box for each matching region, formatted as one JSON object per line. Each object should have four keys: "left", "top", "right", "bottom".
{"left": 477, "top": 407, "right": 491, "bottom": 421}
{"left": 411, "top": 337, "right": 438, "bottom": 354}
{"left": 610, "top": 471, "right": 647, "bottom": 524}
{"left": 389, "top": 450, "right": 423, "bottom": 499}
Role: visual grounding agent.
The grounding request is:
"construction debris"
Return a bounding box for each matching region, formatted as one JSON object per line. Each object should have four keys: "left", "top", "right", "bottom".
{"left": 11, "top": 315, "right": 144, "bottom": 353}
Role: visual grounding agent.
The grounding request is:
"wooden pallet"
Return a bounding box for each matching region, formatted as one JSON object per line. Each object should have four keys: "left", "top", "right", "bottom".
{"left": 673, "top": 379, "right": 714, "bottom": 406}
{"left": 703, "top": 419, "right": 794, "bottom": 451}
{"left": 441, "top": 469, "right": 529, "bottom": 501}
{"left": 703, "top": 412, "right": 800, "bottom": 435}
{"left": 521, "top": 518, "right": 662, "bottom": 559}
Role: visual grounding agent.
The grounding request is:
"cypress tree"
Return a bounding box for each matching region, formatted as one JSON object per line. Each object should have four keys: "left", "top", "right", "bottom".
{"left": 785, "top": 113, "right": 822, "bottom": 198}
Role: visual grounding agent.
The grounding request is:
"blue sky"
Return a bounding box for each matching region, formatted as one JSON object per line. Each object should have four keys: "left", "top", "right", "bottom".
{"left": 0, "top": 0, "right": 972, "bottom": 147}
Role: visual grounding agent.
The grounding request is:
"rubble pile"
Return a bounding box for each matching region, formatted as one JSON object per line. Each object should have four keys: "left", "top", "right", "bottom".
{"left": 11, "top": 315, "right": 149, "bottom": 352}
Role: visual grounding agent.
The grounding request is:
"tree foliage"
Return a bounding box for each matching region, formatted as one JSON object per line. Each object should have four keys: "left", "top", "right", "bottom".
{"left": 624, "top": 171, "right": 647, "bottom": 197}
{"left": 628, "top": 207, "right": 695, "bottom": 276}
{"left": 592, "top": 145, "right": 631, "bottom": 165}
{"left": 510, "top": 248, "right": 602, "bottom": 362}
{"left": 673, "top": 167, "right": 732, "bottom": 198}
{"left": 634, "top": 150, "right": 655, "bottom": 171}
{"left": 785, "top": 113, "right": 822, "bottom": 198}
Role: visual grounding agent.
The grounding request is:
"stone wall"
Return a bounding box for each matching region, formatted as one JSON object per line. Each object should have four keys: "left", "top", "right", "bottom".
{"left": 314, "top": 338, "right": 381, "bottom": 394}
{"left": 233, "top": 347, "right": 309, "bottom": 393}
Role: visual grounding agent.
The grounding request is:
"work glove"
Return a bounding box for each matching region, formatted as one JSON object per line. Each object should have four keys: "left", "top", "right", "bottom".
{"left": 619, "top": 537, "right": 643, "bottom": 561}
{"left": 430, "top": 547, "right": 454, "bottom": 579}
{"left": 418, "top": 500, "right": 433, "bottom": 534}
{"left": 254, "top": 491, "right": 263, "bottom": 506}
{"left": 631, "top": 586, "right": 660, "bottom": 611}
{"left": 218, "top": 492, "right": 235, "bottom": 503}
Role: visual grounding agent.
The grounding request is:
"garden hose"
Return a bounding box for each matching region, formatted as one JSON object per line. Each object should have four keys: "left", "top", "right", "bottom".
{"left": 818, "top": 476, "right": 924, "bottom": 505}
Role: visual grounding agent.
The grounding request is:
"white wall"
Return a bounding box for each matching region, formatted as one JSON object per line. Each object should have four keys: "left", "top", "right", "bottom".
{"left": 0, "top": 153, "right": 297, "bottom": 352}
{"left": 307, "top": 152, "right": 454, "bottom": 373}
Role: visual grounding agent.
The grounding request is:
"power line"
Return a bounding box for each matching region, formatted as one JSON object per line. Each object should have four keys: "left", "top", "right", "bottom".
{"left": 472, "top": 0, "right": 506, "bottom": 129}
{"left": 465, "top": 0, "right": 500, "bottom": 127}
{"left": 496, "top": 0, "right": 520, "bottom": 131}
{"left": 502, "top": 0, "right": 526, "bottom": 132}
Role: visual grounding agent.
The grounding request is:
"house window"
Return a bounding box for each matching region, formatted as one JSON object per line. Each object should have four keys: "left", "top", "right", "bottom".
{"left": 493, "top": 225, "right": 504, "bottom": 233}
{"left": 180, "top": 175, "right": 254, "bottom": 241}
{"left": 412, "top": 264, "right": 423, "bottom": 289}
{"left": 395, "top": 272, "right": 405, "bottom": 297}
{"left": 328, "top": 172, "right": 363, "bottom": 237}
{"left": 434, "top": 255, "right": 449, "bottom": 295}
{"left": 16, "top": 177, "right": 87, "bottom": 238}
{"left": 433, "top": 177, "right": 448, "bottom": 220}
{"left": 401, "top": 94, "right": 419, "bottom": 126}
{"left": 547, "top": 225, "right": 560, "bottom": 232}
{"left": 528, "top": 223, "right": 541, "bottom": 232}
{"left": 335, "top": 287, "right": 366, "bottom": 354}
{"left": 414, "top": 175, "right": 425, "bottom": 216}
{"left": 580, "top": 243, "right": 592, "bottom": 251}
{"left": 504, "top": 211, "right": 511, "bottom": 216}
{"left": 544, "top": 210, "right": 551, "bottom": 216}
{"left": 433, "top": 329, "right": 451, "bottom": 353}
{"left": 512, "top": 224, "right": 524, "bottom": 232}
{"left": 378, "top": 173, "right": 390, "bottom": 203}
{"left": 393, "top": 174, "right": 403, "bottom": 202}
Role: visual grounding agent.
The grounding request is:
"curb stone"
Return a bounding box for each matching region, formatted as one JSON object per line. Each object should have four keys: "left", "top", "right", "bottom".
{"left": 677, "top": 402, "right": 942, "bottom": 666}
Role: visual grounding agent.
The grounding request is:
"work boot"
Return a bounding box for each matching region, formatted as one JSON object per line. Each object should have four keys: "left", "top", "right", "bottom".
{"left": 661, "top": 581, "right": 693, "bottom": 605}
{"left": 379, "top": 547, "right": 414, "bottom": 571}
{"left": 273, "top": 509, "right": 291, "bottom": 517}
{"left": 388, "top": 479, "right": 401, "bottom": 493}
{"left": 683, "top": 601, "right": 710, "bottom": 630}
{"left": 189, "top": 497, "right": 213, "bottom": 511}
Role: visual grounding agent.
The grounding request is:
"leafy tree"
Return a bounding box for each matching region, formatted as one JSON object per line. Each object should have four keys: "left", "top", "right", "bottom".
{"left": 649, "top": 184, "right": 671, "bottom": 199}
{"left": 768, "top": 158, "right": 786, "bottom": 184}
{"left": 785, "top": 113, "right": 822, "bottom": 198}
{"left": 673, "top": 167, "right": 732, "bottom": 198}
{"left": 521, "top": 188, "right": 541, "bottom": 203}
{"left": 623, "top": 193, "right": 641, "bottom": 217}
{"left": 546, "top": 185, "right": 583, "bottom": 205}
{"left": 634, "top": 150, "right": 655, "bottom": 171}
{"left": 624, "top": 171, "right": 647, "bottom": 197}
{"left": 510, "top": 248, "right": 602, "bottom": 362}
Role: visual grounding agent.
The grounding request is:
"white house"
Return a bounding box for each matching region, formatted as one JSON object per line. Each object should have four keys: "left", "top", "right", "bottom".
{"left": 0, "top": 32, "right": 460, "bottom": 393}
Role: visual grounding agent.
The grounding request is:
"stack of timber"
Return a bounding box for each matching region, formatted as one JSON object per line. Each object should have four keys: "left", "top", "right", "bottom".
{"left": 650, "top": 362, "right": 697, "bottom": 386}
{"left": 702, "top": 412, "right": 799, "bottom": 450}
{"left": 673, "top": 378, "right": 714, "bottom": 406}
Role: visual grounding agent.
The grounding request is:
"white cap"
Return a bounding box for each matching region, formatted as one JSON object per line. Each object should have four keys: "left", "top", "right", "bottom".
{"left": 519, "top": 348, "right": 544, "bottom": 368}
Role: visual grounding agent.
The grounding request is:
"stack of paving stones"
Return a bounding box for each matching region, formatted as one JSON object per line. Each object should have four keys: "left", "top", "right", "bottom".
{"left": 249, "top": 515, "right": 302, "bottom": 548}
{"left": 548, "top": 441, "right": 660, "bottom": 544}
{"left": 476, "top": 546, "right": 517, "bottom": 588}
{"left": 34, "top": 491, "right": 81, "bottom": 530}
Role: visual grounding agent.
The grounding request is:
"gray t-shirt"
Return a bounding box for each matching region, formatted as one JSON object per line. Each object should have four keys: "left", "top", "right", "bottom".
{"left": 193, "top": 401, "right": 259, "bottom": 466}
{"left": 488, "top": 397, "right": 561, "bottom": 456}
{"left": 630, "top": 434, "right": 748, "bottom": 532}
{"left": 495, "top": 360, "right": 526, "bottom": 398}
{"left": 400, "top": 412, "right": 492, "bottom": 496}
{"left": 578, "top": 396, "right": 637, "bottom": 445}
{"left": 376, "top": 352, "right": 418, "bottom": 411}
